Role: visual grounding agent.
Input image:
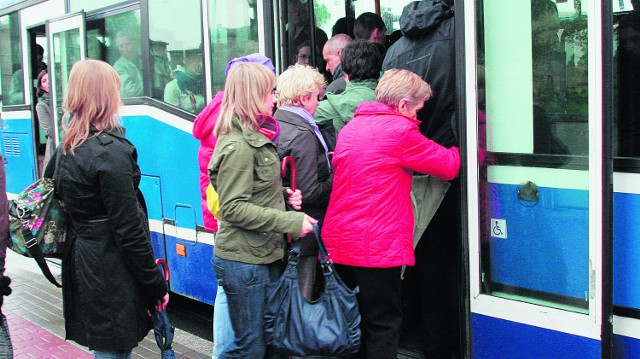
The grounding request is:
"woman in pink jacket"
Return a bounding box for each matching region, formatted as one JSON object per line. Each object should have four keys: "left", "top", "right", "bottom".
{"left": 322, "top": 69, "right": 461, "bottom": 358}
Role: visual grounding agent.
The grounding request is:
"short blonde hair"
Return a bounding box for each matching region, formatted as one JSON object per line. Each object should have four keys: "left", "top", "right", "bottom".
{"left": 63, "top": 60, "right": 122, "bottom": 155}
{"left": 376, "top": 69, "right": 432, "bottom": 109}
{"left": 215, "top": 62, "right": 276, "bottom": 136}
{"left": 276, "top": 64, "right": 326, "bottom": 108}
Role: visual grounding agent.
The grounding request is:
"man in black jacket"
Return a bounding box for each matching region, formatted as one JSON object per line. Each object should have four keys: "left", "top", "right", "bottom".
{"left": 382, "top": 1, "right": 462, "bottom": 358}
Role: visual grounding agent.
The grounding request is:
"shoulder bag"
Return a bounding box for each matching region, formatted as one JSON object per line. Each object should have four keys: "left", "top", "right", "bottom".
{"left": 264, "top": 225, "right": 361, "bottom": 357}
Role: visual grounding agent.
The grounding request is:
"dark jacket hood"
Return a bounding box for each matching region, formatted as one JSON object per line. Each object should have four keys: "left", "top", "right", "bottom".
{"left": 400, "top": 0, "right": 453, "bottom": 38}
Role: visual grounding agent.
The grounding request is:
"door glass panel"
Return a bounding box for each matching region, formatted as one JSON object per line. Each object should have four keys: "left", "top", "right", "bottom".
{"left": 51, "top": 28, "right": 81, "bottom": 141}
{"left": 614, "top": 0, "right": 640, "bottom": 157}
{"left": 477, "top": 0, "right": 590, "bottom": 312}
{"left": 281, "top": 0, "right": 328, "bottom": 76}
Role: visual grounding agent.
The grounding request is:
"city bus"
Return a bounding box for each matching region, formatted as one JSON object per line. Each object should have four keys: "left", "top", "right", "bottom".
{"left": 0, "top": 0, "right": 639, "bottom": 357}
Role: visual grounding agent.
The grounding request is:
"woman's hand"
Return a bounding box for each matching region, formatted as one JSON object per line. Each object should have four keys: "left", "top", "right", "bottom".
{"left": 300, "top": 214, "right": 318, "bottom": 237}
{"left": 286, "top": 188, "right": 303, "bottom": 210}
{"left": 156, "top": 293, "right": 170, "bottom": 313}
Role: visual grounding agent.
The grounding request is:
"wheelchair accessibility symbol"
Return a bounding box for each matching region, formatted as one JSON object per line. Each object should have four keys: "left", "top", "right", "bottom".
{"left": 490, "top": 218, "right": 507, "bottom": 239}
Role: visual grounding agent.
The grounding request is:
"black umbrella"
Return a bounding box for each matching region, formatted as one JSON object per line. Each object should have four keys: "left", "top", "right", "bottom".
{"left": 154, "top": 258, "right": 176, "bottom": 359}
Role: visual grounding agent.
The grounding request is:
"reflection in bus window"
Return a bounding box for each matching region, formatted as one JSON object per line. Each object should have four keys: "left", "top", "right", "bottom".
{"left": 164, "top": 50, "right": 205, "bottom": 113}
{"left": 531, "top": 0, "right": 588, "bottom": 155}
{"left": 90, "top": 10, "right": 143, "bottom": 99}
{"left": 69, "top": 0, "right": 126, "bottom": 13}
{"left": 209, "top": 0, "right": 259, "bottom": 92}
{"left": 614, "top": 1, "right": 640, "bottom": 157}
{"left": 284, "top": 0, "right": 328, "bottom": 74}
{"left": 149, "top": 0, "right": 204, "bottom": 111}
{"left": 0, "top": 14, "right": 24, "bottom": 105}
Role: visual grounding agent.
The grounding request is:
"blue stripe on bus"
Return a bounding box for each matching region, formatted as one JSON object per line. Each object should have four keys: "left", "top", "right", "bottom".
{"left": 614, "top": 334, "right": 640, "bottom": 359}
{"left": 487, "top": 183, "right": 589, "bottom": 300}
{"left": 613, "top": 192, "right": 640, "bottom": 309}
{"left": 471, "top": 313, "right": 600, "bottom": 358}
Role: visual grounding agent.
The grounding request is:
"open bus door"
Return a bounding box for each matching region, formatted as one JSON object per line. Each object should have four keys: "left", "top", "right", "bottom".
{"left": 46, "top": 12, "right": 86, "bottom": 148}
{"left": 465, "top": 1, "right": 612, "bottom": 358}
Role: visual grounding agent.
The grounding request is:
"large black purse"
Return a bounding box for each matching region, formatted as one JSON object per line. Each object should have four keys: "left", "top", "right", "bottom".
{"left": 264, "top": 225, "right": 361, "bottom": 357}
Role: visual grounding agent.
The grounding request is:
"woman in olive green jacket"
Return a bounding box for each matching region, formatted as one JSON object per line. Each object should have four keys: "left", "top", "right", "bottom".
{"left": 208, "top": 62, "right": 316, "bottom": 358}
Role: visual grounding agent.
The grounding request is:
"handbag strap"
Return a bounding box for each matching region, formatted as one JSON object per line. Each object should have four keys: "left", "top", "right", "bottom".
{"left": 311, "top": 224, "right": 331, "bottom": 267}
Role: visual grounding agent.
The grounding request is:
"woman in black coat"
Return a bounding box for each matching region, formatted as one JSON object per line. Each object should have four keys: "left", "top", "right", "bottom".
{"left": 54, "top": 59, "right": 168, "bottom": 359}
{"left": 274, "top": 64, "right": 332, "bottom": 298}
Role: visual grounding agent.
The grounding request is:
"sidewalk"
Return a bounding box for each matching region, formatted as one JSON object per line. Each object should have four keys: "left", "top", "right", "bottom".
{"left": 3, "top": 252, "right": 210, "bottom": 359}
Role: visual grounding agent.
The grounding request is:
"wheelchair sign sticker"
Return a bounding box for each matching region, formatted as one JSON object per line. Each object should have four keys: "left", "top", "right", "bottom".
{"left": 490, "top": 218, "right": 507, "bottom": 239}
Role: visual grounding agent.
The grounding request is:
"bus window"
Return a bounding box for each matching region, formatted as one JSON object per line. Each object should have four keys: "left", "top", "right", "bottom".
{"left": 378, "top": 1, "right": 409, "bottom": 48}
{"left": 283, "top": 0, "right": 328, "bottom": 75}
{"left": 313, "top": 0, "right": 347, "bottom": 39}
{"left": 614, "top": 0, "right": 640, "bottom": 157}
{"left": 94, "top": 10, "right": 143, "bottom": 99}
{"left": 149, "top": 0, "right": 204, "bottom": 113}
{"left": 209, "top": 0, "right": 259, "bottom": 93}
{"left": 354, "top": 0, "right": 375, "bottom": 18}
{"left": 69, "top": 0, "right": 128, "bottom": 13}
{"left": 0, "top": 13, "right": 24, "bottom": 106}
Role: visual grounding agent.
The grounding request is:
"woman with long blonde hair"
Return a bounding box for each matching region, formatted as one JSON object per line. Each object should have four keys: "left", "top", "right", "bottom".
{"left": 209, "top": 62, "right": 316, "bottom": 358}
{"left": 53, "top": 59, "right": 168, "bottom": 359}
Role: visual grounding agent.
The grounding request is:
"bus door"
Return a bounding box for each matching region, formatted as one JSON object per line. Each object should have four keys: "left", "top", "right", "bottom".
{"left": 46, "top": 13, "right": 86, "bottom": 146}
{"left": 467, "top": 1, "right": 611, "bottom": 358}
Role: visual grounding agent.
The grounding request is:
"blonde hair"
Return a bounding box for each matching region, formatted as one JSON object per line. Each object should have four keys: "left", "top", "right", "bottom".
{"left": 62, "top": 59, "right": 122, "bottom": 154}
{"left": 214, "top": 62, "right": 276, "bottom": 136}
{"left": 276, "top": 64, "right": 325, "bottom": 108}
{"left": 376, "top": 69, "right": 432, "bottom": 109}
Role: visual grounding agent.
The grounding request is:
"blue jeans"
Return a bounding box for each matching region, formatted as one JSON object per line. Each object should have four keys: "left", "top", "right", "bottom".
{"left": 0, "top": 314, "right": 12, "bottom": 358}
{"left": 93, "top": 349, "right": 132, "bottom": 359}
{"left": 211, "top": 255, "right": 282, "bottom": 359}
{"left": 212, "top": 283, "right": 234, "bottom": 358}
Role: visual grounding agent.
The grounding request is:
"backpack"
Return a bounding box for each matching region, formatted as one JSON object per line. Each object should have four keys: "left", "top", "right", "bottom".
{"left": 7, "top": 151, "right": 66, "bottom": 287}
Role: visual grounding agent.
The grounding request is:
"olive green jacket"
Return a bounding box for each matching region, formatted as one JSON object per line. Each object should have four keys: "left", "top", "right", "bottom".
{"left": 209, "top": 117, "right": 304, "bottom": 264}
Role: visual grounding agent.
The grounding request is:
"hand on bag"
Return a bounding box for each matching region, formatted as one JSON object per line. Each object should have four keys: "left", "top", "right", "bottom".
{"left": 286, "top": 188, "right": 302, "bottom": 210}
{"left": 300, "top": 215, "right": 318, "bottom": 237}
{"left": 156, "top": 293, "right": 169, "bottom": 313}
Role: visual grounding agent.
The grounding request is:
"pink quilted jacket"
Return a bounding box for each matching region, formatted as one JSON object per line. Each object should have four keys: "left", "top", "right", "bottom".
{"left": 192, "top": 91, "right": 224, "bottom": 232}
{"left": 322, "top": 101, "right": 460, "bottom": 267}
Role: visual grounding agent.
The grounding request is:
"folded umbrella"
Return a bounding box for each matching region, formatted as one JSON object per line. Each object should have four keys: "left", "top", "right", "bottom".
{"left": 153, "top": 258, "right": 176, "bottom": 359}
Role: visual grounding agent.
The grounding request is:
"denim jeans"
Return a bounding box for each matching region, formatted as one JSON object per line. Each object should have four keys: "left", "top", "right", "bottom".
{"left": 212, "top": 283, "right": 233, "bottom": 358}
{"left": 93, "top": 349, "right": 132, "bottom": 359}
{"left": 212, "top": 255, "right": 282, "bottom": 359}
{"left": 0, "top": 314, "right": 12, "bottom": 358}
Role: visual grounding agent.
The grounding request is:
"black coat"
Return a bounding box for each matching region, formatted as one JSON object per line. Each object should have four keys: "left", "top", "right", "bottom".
{"left": 274, "top": 109, "right": 332, "bottom": 255}
{"left": 382, "top": 0, "right": 458, "bottom": 147}
{"left": 54, "top": 128, "right": 167, "bottom": 351}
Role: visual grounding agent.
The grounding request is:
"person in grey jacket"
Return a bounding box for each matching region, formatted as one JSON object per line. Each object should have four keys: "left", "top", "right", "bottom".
{"left": 55, "top": 60, "right": 168, "bottom": 359}
{"left": 273, "top": 64, "right": 331, "bottom": 299}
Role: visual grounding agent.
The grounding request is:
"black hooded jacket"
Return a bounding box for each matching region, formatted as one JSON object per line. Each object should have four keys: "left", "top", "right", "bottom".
{"left": 382, "top": 0, "right": 457, "bottom": 147}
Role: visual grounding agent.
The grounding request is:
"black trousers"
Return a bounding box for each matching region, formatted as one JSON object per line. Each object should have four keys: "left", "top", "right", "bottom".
{"left": 413, "top": 178, "right": 462, "bottom": 359}
{"left": 333, "top": 264, "right": 402, "bottom": 359}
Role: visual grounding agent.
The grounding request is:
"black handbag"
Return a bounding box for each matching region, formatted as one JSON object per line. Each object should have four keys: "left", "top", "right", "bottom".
{"left": 264, "top": 225, "right": 361, "bottom": 357}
